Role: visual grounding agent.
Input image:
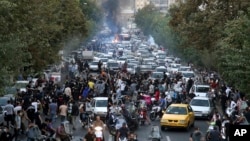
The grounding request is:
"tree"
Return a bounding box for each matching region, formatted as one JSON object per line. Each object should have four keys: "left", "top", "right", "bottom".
{"left": 0, "top": 0, "right": 93, "bottom": 92}
{"left": 217, "top": 9, "right": 250, "bottom": 93}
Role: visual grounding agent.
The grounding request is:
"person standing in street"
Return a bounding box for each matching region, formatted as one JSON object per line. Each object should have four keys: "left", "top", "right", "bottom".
{"left": 59, "top": 101, "right": 68, "bottom": 122}
{"left": 206, "top": 126, "right": 221, "bottom": 141}
{"left": 4, "top": 100, "right": 15, "bottom": 127}
{"left": 49, "top": 99, "right": 58, "bottom": 124}
{"left": 71, "top": 100, "right": 79, "bottom": 130}
{"left": 189, "top": 127, "right": 204, "bottom": 141}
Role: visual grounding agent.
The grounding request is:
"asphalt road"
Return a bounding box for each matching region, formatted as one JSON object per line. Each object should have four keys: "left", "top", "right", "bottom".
{"left": 18, "top": 114, "right": 209, "bottom": 141}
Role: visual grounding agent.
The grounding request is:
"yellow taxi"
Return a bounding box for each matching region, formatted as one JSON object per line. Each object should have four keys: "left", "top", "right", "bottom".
{"left": 160, "top": 103, "right": 195, "bottom": 131}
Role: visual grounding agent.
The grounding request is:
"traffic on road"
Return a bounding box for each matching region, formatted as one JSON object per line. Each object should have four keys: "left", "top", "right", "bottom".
{"left": 0, "top": 20, "right": 249, "bottom": 141}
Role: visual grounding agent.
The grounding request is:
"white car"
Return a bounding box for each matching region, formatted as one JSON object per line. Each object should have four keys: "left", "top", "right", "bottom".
{"left": 190, "top": 97, "right": 215, "bottom": 119}
{"left": 190, "top": 85, "right": 210, "bottom": 97}
{"left": 89, "top": 61, "right": 99, "bottom": 71}
{"left": 93, "top": 53, "right": 104, "bottom": 61}
{"left": 180, "top": 71, "right": 195, "bottom": 82}
{"left": 127, "top": 63, "right": 139, "bottom": 74}
{"left": 155, "top": 66, "right": 168, "bottom": 75}
{"left": 148, "top": 72, "right": 164, "bottom": 81}
{"left": 15, "top": 80, "right": 29, "bottom": 92}
{"left": 167, "top": 63, "right": 181, "bottom": 73}
{"left": 179, "top": 66, "right": 191, "bottom": 72}
{"left": 117, "top": 57, "right": 127, "bottom": 65}
{"left": 90, "top": 97, "right": 108, "bottom": 118}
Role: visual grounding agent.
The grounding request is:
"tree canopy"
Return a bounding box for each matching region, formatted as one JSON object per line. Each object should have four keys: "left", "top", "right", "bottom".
{"left": 135, "top": 1, "right": 250, "bottom": 95}
{"left": 0, "top": 0, "right": 102, "bottom": 93}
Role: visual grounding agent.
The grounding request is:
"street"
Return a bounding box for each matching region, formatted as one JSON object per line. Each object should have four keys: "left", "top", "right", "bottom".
{"left": 17, "top": 114, "right": 208, "bottom": 141}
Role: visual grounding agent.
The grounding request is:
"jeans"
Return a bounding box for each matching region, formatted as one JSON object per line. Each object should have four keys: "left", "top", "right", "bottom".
{"left": 50, "top": 113, "right": 56, "bottom": 123}
{"left": 60, "top": 115, "right": 66, "bottom": 122}
{"left": 71, "top": 116, "right": 76, "bottom": 128}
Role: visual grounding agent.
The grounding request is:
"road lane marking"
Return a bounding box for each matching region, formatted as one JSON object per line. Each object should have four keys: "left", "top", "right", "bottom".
{"left": 166, "top": 136, "right": 171, "bottom": 141}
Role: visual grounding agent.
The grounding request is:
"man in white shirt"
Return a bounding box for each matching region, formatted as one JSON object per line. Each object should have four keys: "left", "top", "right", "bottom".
{"left": 14, "top": 102, "right": 22, "bottom": 115}
{"left": 4, "top": 100, "right": 15, "bottom": 127}
{"left": 31, "top": 100, "right": 40, "bottom": 112}
{"left": 64, "top": 86, "right": 72, "bottom": 98}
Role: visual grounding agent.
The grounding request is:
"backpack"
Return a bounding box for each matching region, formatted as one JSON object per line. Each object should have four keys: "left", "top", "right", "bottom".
{"left": 27, "top": 126, "right": 42, "bottom": 139}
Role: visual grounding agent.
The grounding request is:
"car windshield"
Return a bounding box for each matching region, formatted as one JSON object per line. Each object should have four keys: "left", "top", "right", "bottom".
{"left": 156, "top": 68, "right": 166, "bottom": 72}
{"left": 96, "top": 100, "right": 108, "bottom": 107}
{"left": 179, "top": 68, "right": 191, "bottom": 71}
{"left": 196, "top": 87, "right": 210, "bottom": 93}
{"left": 100, "top": 59, "right": 108, "bottom": 62}
{"left": 128, "top": 64, "right": 135, "bottom": 68}
{"left": 108, "top": 62, "right": 118, "bottom": 67}
{"left": 91, "top": 62, "right": 99, "bottom": 65}
{"left": 166, "top": 106, "right": 187, "bottom": 115}
{"left": 15, "top": 83, "right": 28, "bottom": 89}
{"left": 158, "top": 63, "right": 165, "bottom": 66}
{"left": 190, "top": 99, "right": 209, "bottom": 107}
{"left": 119, "top": 58, "right": 127, "bottom": 61}
{"left": 0, "top": 98, "right": 9, "bottom": 106}
{"left": 182, "top": 73, "right": 194, "bottom": 78}
{"left": 152, "top": 73, "right": 163, "bottom": 78}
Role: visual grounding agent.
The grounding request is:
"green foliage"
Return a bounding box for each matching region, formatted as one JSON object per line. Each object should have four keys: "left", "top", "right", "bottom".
{"left": 79, "top": 0, "right": 103, "bottom": 36}
{"left": 0, "top": 0, "right": 100, "bottom": 92}
{"left": 135, "top": 1, "right": 250, "bottom": 94}
{"left": 217, "top": 9, "right": 250, "bottom": 92}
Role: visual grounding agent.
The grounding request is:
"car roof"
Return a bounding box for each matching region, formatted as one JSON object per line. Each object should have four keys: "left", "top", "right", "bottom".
{"left": 169, "top": 103, "right": 189, "bottom": 107}
{"left": 192, "top": 97, "right": 210, "bottom": 100}
{"left": 93, "top": 97, "right": 108, "bottom": 100}
{"left": 181, "top": 71, "right": 194, "bottom": 73}
{"left": 156, "top": 66, "right": 166, "bottom": 69}
{"left": 195, "top": 85, "right": 210, "bottom": 87}
{"left": 16, "top": 80, "right": 29, "bottom": 83}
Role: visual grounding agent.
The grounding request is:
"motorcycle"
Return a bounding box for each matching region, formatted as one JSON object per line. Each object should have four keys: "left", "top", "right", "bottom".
{"left": 150, "top": 106, "right": 162, "bottom": 121}
{"left": 138, "top": 109, "right": 146, "bottom": 125}
{"left": 94, "top": 126, "right": 104, "bottom": 141}
{"left": 80, "top": 111, "right": 93, "bottom": 128}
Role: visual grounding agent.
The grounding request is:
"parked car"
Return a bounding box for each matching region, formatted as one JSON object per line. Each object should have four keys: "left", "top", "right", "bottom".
{"left": 190, "top": 97, "right": 215, "bottom": 119}
{"left": 160, "top": 104, "right": 195, "bottom": 131}
{"left": 14, "top": 80, "right": 29, "bottom": 92}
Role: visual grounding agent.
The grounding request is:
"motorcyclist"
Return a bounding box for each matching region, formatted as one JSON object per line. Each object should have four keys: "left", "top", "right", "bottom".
{"left": 140, "top": 106, "right": 151, "bottom": 125}
{"left": 116, "top": 123, "right": 129, "bottom": 141}
{"left": 121, "top": 104, "right": 130, "bottom": 119}
{"left": 56, "top": 122, "right": 71, "bottom": 141}
{"left": 92, "top": 116, "right": 105, "bottom": 129}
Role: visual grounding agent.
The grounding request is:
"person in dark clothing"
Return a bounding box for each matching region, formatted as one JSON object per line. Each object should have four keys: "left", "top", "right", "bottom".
{"left": 215, "top": 114, "right": 222, "bottom": 131}
{"left": 84, "top": 127, "right": 96, "bottom": 141}
{"left": 116, "top": 123, "right": 129, "bottom": 141}
{"left": 220, "top": 93, "right": 228, "bottom": 114}
{"left": 186, "top": 78, "right": 194, "bottom": 94}
{"left": 190, "top": 127, "right": 203, "bottom": 141}
{"left": 207, "top": 126, "right": 221, "bottom": 141}
{"left": 0, "top": 126, "right": 12, "bottom": 141}
{"left": 26, "top": 104, "right": 36, "bottom": 123}
{"left": 244, "top": 107, "right": 250, "bottom": 123}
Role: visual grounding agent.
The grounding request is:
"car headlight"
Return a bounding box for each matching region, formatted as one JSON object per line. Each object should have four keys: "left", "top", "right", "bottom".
{"left": 179, "top": 120, "right": 186, "bottom": 124}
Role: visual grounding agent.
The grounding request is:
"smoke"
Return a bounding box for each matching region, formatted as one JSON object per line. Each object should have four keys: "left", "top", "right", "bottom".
{"left": 102, "top": 0, "right": 120, "bottom": 34}
{"left": 148, "top": 35, "right": 156, "bottom": 45}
